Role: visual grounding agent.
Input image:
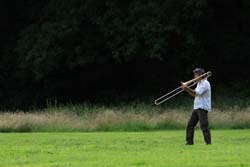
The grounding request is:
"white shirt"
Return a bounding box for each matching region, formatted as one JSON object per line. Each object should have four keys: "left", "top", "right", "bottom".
{"left": 194, "top": 78, "right": 211, "bottom": 112}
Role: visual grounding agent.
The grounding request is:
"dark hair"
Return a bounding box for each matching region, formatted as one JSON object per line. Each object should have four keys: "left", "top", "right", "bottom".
{"left": 193, "top": 68, "right": 205, "bottom": 75}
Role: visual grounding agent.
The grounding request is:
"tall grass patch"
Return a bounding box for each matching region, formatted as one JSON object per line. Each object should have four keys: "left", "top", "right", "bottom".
{"left": 1, "top": 102, "right": 250, "bottom": 132}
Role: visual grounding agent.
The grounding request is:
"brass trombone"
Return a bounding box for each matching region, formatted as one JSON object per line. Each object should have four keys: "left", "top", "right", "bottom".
{"left": 154, "top": 71, "right": 212, "bottom": 105}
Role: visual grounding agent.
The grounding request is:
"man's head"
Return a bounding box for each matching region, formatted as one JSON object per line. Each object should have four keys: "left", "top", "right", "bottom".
{"left": 193, "top": 68, "right": 205, "bottom": 75}
{"left": 193, "top": 68, "right": 205, "bottom": 80}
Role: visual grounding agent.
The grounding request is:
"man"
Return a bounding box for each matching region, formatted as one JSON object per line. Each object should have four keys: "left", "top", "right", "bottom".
{"left": 181, "top": 68, "right": 211, "bottom": 145}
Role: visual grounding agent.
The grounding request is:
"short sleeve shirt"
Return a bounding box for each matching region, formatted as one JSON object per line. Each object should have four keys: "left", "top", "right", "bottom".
{"left": 194, "top": 79, "right": 211, "bottom": 112}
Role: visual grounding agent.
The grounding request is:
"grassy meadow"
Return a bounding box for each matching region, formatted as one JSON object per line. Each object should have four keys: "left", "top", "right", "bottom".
{"left": 1, "top": 97, "right": 250, "bottom": 167}
{"left": 1, "top": 130, "right": 250, "bottom": 167}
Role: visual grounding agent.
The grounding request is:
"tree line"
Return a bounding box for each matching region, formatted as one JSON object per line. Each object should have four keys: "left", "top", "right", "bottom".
{"left": 0, "top": 0, "right": 249, "bottom": 109}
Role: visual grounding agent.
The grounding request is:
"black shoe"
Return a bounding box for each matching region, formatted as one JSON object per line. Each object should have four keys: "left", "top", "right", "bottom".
{"left": 185, "top": 143, "right": 193, "bottom": 145}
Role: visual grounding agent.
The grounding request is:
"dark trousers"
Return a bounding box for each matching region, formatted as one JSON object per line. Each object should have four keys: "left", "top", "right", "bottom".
{"left": 186, "top": 108, "right": 211, "bottom": 144}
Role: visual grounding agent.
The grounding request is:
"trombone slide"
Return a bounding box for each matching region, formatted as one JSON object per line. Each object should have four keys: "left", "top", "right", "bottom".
{"left": 154, "top": 71, "right": 212, "bottom": 105}
{"left": 154, "top": 82, "right": 196, "bottom": 105}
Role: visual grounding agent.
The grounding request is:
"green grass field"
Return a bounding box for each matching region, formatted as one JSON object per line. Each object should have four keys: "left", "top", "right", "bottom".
{"left": 1, "top": 130, "right": 250, "bottom": 167}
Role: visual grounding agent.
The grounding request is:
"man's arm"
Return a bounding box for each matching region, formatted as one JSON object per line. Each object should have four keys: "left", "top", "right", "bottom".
{"left": 181, "top": 82, "right": 196, "bottom": 97}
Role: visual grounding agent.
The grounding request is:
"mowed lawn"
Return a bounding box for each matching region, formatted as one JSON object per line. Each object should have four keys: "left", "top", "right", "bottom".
{"left": 0, "top": 130, "right": 250, "bottom": 167}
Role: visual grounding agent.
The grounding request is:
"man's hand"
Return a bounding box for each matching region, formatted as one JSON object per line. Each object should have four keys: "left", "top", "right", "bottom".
{"left": 180, "top": 81, "right": 196, "bottom": 97}
{"left": 181, "top": 81, "right": 188, "bottom": 91}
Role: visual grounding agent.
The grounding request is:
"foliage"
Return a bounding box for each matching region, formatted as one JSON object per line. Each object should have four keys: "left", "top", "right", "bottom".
{"left": 15, "top": 0, "right": 208, "bottom": 79}
{"left": 0, "top": 0, "right": 249, "bottom": 108}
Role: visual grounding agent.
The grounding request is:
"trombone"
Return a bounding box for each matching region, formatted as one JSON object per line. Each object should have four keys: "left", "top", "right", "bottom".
{"left": 154, "top": 71, "right": 212, "bottom": 105}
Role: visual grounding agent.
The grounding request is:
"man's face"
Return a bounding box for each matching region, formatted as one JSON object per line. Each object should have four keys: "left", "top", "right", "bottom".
{"left": 194, "top": 73, "right": 202, "bottom": 81}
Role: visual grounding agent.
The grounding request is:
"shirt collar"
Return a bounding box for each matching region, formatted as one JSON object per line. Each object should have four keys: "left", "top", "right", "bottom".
{"left": 198, "top": 78, "right": 207, "bottom": 84}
